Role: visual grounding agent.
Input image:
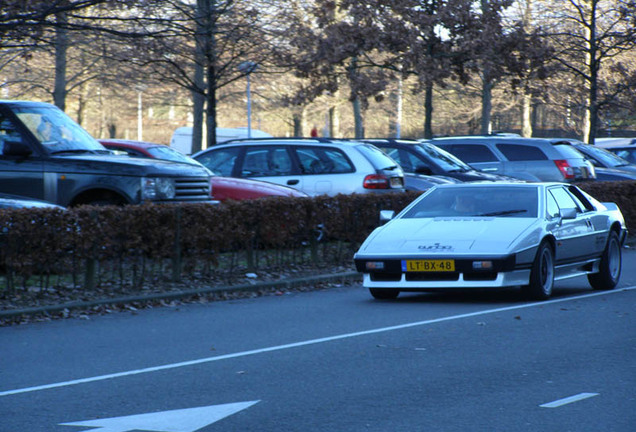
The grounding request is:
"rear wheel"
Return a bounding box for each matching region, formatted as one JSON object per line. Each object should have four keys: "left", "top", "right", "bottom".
{"left": 522, "top": 241, "right": 554, "bottom": 300}
{"left": 588, "top": 231, "right": 621, "bottom": 290}
{"left": 369, "top": 288, "right": 399, "bottom": 300}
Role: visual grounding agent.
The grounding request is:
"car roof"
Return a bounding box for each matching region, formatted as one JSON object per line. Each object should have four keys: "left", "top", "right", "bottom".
{"left": 219, "top": 137, "right": 363, "bottom": 145}
{"left": 433, "top": 181, "right": 562, "bottom": 189}
{"left": 98, "top": 139, "right": 164, "bottom": 149}
{"left": 430, "top": 136, "right": 579, "bottom": 146}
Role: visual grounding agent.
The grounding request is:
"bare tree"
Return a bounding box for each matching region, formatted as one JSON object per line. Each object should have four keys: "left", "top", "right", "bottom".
{"left": 543, "top": 0, "right": 636, "bottom": 142}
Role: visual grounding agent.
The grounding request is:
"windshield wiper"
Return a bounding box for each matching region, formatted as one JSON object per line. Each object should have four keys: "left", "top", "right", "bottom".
{"left": 479, "top": 209, "right": 528, "bottom": 217}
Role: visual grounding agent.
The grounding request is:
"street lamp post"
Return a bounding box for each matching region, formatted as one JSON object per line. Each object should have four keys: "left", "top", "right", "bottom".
{"left": 135, "top": 84, "right": 147, "bottom": 141}
{"left": 238, "top": 61, "right": 258, "bottom": 138}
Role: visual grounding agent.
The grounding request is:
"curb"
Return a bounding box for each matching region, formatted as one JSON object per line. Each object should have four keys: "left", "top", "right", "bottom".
{"left": 0, "top": 272, "right": 362, "bottom": 319}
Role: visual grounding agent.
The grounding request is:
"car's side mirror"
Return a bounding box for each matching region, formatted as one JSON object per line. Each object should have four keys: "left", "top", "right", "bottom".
{"left": 414, "top": 166, "right": 433, "bottom": 176}
{"left": 3, "top": 140, "right": 32, "bottom": 157}
{"left": 560, "top": 208, "right": 577, "bottom": 220}
{"left": 379, "top": 210, "right": 395, "bottom": 225}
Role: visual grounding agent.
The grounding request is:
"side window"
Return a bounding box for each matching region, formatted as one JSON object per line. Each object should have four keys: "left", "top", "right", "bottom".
{"left": 497, "top": 144, "right": 548, "bottom": 161}
{"left": 196, "top": 147, "right": 241, "bottom": 177}
{"left": 0, "top": 113, "right": 25, "bottom": 156}
{"left": 243, "top": 146, "right": 292, "bottom": 177}
{"left": 449, "top": 144, "right": 498, "bottom": 163}
{"left": 549, "top": 187, "right": 583, "bottom": 213}
{"left": 545, "top": 192, "right": 560, "bottom": 219}
{"left": 566, "top": 186, "right": 593, "bottom": 211}
{"left": 295, "top": 146, "right": 354, "bottom": 174}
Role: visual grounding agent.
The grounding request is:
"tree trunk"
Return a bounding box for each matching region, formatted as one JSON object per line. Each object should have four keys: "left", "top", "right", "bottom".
{"left": 191, "top": 0, "right": 207, "bottom": 153}
{"left": 423, "top": 80, "right": 434, "bottom": 139}
{"left": 480, "top": 71, "right": 493, "bottom": 135}
{"left": 521, "top": 92, "right": 532, "bottom": 137}
{"left": 584, "top": 0, "right": 599, "bottom": 144}
{"left": 200, "top": 0, "right": 218, "bottom": 147}
{"left": 53, "top": 11, "right": 68, "bottom": 111}
{"left": 292, "top": 108, "right": 305, "bottom": 136}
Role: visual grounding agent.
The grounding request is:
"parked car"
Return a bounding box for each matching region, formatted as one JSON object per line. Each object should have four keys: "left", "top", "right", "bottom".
{"left": 100, "top": 139, "right": 308, "bottom": 201}
{"left": 363, "top": 138, "right": 515, "bottom": 184}
{"left": 568, "top": 141, "right": 636, "bottom": 180}
{"left": 0, "top": 100, "right": 213, "bottom": 206}
{"left": 354, "top": 182, "right": 626, "bottom": 300}
{"left": 604, "top": 146, "right": 636, "bottom": 165}
{"left": 192, "top": 138, "right": 405, "bottom": 196}
{"left": 432, "top": 136, "right": 596, "bottom": 182}
{"left": 0, "top": 193, "right": 64, "bottom": 209}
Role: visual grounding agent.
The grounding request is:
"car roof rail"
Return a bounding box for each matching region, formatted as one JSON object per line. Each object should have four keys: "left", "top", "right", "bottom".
{"left": 221, "top": 136, "right": 363, "bottom": 145}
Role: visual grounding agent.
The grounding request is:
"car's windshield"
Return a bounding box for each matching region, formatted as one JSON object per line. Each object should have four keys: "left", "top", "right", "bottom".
{"left": 402, "top": 186, "right": 538, "bottom": 218}
{"left": 414, "top": 142, "right": 472, "bottom": 172}
{"left": 14, "top": 105, "right": 106, "bottom": 153}
{"left": 577, "top": 144, "right": 630, "bottom": 167}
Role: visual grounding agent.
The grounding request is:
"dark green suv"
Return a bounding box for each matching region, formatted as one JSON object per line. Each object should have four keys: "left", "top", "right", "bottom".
{"left": 0, "top": 100, "right": 213, "bottom": 206}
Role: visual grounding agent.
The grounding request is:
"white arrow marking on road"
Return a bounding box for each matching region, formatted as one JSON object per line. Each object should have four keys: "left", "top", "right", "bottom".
{"left": 59, "top": 400, "right": 259, "bottom": 432}
{"left": 540, "top": 393, "right": 599, "bottom": 408}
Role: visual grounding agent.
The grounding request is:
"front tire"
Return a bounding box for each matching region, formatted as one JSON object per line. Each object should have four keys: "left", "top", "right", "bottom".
{"left": 522, "top": 241, "right": 554, "bottom": 300}
{"left": 369, "top": 288, "right": 399, "bottom": 300}
{"left": 588, "top": 231, "right": 621, "bottom": 290}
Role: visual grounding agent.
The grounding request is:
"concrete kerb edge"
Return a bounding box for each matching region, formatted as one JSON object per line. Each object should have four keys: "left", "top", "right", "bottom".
{"left": 0, "top": 272, "right": 362, "bottom": 319}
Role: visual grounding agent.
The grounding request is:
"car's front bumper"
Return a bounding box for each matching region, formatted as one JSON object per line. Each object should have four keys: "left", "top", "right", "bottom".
{"left": 362, "top": 269, "right": 531, "bottom": 289}
{"left": 355, "top": 253, "right": 532, "bottom": 289}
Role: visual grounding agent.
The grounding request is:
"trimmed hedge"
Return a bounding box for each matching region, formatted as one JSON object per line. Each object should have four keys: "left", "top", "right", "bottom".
{"left": 0, "top": 181, "right": 634, "bottom": 296}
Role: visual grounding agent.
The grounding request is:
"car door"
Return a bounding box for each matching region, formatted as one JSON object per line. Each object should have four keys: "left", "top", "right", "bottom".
{"left": 292, "top": 145, "right": 360, "bottom": 195}
{"left": 0, "top": 108, "right": 45, "bottom": 200}
{"left": 239, "top": 145, "right": 304, "bottom": 192}
{"left": 547, "top": 186, "right": 595, "bottom": 262}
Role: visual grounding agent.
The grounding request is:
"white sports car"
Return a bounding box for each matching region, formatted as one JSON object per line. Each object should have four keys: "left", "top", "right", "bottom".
{"left": 354, "top": 182, "right": 627, "bottom": 300}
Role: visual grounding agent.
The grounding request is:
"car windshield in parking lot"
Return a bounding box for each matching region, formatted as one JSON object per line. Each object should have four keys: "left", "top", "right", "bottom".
{"left": 14, "top": 105, "right": 106, "bottom": 153}
{"left": 414, "top": 142, "right": 472, "bottom": 172}
{"left": 401, "top": 185, "right": 538, "bottom": 218}
{"left": 577, "top": 144, "right": 632, "bottom": 167}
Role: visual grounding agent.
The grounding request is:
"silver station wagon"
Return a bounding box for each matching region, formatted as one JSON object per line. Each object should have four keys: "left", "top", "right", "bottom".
{"left": 192, "top": 138, "right": 405, "bottom": 196}
{"left": 433, "top": 136, "right": 596, "bottom": 182}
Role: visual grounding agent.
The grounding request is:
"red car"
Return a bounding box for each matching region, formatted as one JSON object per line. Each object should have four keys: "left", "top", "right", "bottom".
{"left": 99, "top": 139, "right": 308, "bottom": 201}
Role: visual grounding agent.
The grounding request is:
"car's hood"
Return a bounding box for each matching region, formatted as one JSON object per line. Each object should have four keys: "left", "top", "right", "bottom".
{"left": 594, "top": 167, "right": 636, "bottom": 180}
{"left": 211, "top": 176, "right": 308, "bottom": 200}
{"left": 50, "top": 154, "right": 211, "bottom": 177}
{"left": 358, "top": 217, "right": 540, "bottom": 256}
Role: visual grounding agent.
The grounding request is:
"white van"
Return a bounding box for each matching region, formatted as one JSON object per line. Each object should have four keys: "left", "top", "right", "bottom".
{"left": 170, "top": 126, "right": 273, "bottom": 155}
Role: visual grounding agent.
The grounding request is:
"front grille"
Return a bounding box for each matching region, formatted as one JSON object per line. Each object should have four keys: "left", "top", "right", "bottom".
{"left": 405, "top": 272, "right": 460, "bottom": 282}
{"left": 174, "top": 177, "right": 211, "bottom": 201}
{"left": 464, "top": 272, "right": 498, "bottom": 281}
{"left": 370, "top": 273, "right": 401, "bottom": 282}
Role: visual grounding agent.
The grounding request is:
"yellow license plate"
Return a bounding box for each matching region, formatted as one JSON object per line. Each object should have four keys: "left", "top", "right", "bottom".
{"left": 402, "top": 259, "right": 455, "bottom": 272}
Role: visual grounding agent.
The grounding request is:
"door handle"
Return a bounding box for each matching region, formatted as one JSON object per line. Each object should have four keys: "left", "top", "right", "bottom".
{"left": 481, "top": 168, "right": 497, "bottom": 172}
{"left": 287, "top": 179, "right": 299, "bottom": 185}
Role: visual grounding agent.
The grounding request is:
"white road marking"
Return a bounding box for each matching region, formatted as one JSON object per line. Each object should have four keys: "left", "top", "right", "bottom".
{"left": 1, "top": 286, "right": 634, "bottom": 398}
{"left": 540, "top": 393, "right": 599, "bottom": 408}
{"left": 59, "top": 401, "right": 259, "bottom": 432}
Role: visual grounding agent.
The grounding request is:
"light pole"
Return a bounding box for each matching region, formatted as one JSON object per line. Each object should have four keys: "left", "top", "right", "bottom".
{"left": 135, "top": 84, "right": 147, "bottom": 141}
{"left": 238, "top": 61, "right": 258, "bottom": 138}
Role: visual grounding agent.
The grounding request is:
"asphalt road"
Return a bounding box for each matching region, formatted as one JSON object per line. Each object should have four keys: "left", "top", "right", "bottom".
{"left": 2, "top": 249, "right": 635, "bottom": 432}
